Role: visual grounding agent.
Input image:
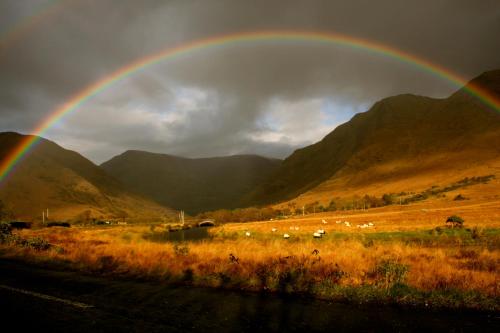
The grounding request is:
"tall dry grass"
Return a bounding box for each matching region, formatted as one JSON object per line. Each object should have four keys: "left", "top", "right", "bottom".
{"left": 2, "top": 224, "right": 498, "bottom": 303}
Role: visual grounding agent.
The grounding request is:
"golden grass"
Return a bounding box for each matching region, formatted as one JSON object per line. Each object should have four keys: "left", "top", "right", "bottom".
{"left": 2, "top": 226, "right": 498, "bottom": 295}
{"left": 1, "top": 198, "right": 499, "bottom": 310}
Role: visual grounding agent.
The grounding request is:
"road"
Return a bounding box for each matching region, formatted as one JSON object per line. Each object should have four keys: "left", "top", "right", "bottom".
{"left": 0, "top": 258, "right": 498, "bottom": 332}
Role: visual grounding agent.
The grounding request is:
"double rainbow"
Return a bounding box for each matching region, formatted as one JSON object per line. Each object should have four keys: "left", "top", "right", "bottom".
{"left": 1, "top": 30, "right": 499, "bottom": 185}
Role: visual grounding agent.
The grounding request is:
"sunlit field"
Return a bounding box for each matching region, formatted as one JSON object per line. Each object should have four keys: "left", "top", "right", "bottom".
{"left": 1, "top": 199, "right": 499, "bottom": 311}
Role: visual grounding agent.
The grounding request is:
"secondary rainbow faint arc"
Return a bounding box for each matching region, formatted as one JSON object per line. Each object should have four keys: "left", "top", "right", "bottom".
{"left": 0, "top": 0, "right": 70, "bottom": 51}
{"left": 1, "top": 30, "right": 499, "bottom": 185}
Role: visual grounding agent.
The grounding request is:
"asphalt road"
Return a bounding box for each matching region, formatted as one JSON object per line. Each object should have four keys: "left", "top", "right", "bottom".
{"left": 0, "top": 258, "right": 498, "bottom": 332}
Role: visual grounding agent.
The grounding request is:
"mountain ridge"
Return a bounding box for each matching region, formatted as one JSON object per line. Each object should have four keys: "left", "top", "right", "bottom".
{"left": 244, "top": 69, "right": 500, "bottom": 206}
{"left": 101, "top": 150, "right": 282, "bottom": 214}
{"left": 0, "top": 132, "right": 174, "bottom": 221}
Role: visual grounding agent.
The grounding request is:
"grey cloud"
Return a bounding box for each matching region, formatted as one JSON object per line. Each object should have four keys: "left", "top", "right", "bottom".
{"left": 0, "top": 0, "right": 499, "bottom": 163}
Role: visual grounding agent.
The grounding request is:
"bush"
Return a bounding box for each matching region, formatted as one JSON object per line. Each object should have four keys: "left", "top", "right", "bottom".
{"left": 0, "top": 222, "right": 12, "bottom": 235}
{"left": 382, "top": 194, "right": 394, "bottom": 205}
{"left": 446, "top": 215, "right": 464, "bottom": 228}
{"left": 453, "top": 194, "right": 467, "bottom": 201}
{"left": 0, "top": 222, "right": 12, "bottom": 243}
{"left": 26, "top": 237, "right": 51, "bottom": 251}
{"left": 173, "top": 244, "right": 189, "bottom": 256}
{"left": 374, "top": 260, "right": 409, "bottom": 290}
{"left": 470, "top": 226, "right": 484, "bottom": 240}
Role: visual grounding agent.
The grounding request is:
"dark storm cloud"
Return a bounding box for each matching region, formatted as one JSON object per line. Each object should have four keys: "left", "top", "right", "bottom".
{"left": 0, "top": 0, "right": 499, "bottom": 162}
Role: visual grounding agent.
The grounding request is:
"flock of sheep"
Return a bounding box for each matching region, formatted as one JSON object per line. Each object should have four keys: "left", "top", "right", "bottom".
{"left": 243, "top": 218, "right": 375, "bottom": 239}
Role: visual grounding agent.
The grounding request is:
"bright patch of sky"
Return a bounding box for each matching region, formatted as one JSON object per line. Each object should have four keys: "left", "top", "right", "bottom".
{"left": 251, "top": 97, "right": 366, "bottom": 146}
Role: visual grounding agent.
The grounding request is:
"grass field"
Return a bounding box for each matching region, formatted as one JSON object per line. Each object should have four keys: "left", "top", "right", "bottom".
{"left": 1, "top": 196, "right": 499, "bottom": 311}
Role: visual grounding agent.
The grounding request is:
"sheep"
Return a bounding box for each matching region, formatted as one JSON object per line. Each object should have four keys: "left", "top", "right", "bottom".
{"left": 313, "top": 232, "right": 322, "bottom": 238}
{"left": 271, "top": 228, "right": 277, "bottom": 232}
{"left": 322, "top": 219, "right": 328, "bottom": 224}
{"left": 283, "top": 233, "right": 290, "bottom": 239}
{"left": 368, "top": 222, "right": 374, "bottom": 226}
{"left": 245, "top": 231, "right": 251, "bottom": 237}
{"left": 294, "top": 226, "right": 299, "bottom": 231}
{"left": 336, "top": 220, "right": 342, "bottom": 224}
{"left": 317, "top": 229, "right": 326, "bottom": 234}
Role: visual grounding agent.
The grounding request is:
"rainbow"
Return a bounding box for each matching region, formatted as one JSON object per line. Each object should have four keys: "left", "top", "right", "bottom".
{"left": 1, "top": 30, "right": 499, "bottom": 185}
{"left": 0, "top": 0, "right": 70, "bottom": 52}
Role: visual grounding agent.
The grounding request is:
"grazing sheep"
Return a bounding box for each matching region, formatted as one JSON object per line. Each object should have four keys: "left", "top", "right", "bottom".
{"left": 368, "top": 222, "right": 374, "bottom": 226}
{"left": 322, "top": 219, "right": 328, "bottom": 224}
{"left": 336, "top": 220, "right": 342, "bottom": 224}
{"left": 313, "top": 232, "right": 322, "bottom": 238}
{"left": 283, "top": 233, "right": 290, "bottom": 239}
{"left": 245, "top": 231, "right": 251, "bottom": 237}
{"left": 271, "top": 228, "right": 277, "bottom": 232}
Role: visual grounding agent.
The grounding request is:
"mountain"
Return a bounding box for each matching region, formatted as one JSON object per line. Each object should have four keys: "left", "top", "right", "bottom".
{"left": 0, "top": 132, "right": 174, "bottom": 221}
{"left": 245, "top": 70, "right": 500, "bottom": 206}
{"left": 101, "top": 152, "right": 281, "bottom": 214}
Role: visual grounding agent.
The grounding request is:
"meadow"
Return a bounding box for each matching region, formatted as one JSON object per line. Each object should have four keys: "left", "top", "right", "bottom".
{"left": 1, "top": 198, "right": 499, "bottom": 312}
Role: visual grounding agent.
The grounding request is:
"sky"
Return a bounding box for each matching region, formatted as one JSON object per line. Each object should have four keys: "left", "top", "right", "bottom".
{"left": 1, "top": 0, "right": 499, "bottom": 163}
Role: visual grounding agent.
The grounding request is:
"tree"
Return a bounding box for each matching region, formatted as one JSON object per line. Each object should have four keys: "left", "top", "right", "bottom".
{"left": 382, "top": 193, "right": 394, "bottom": 205}
{"left": 446, "top": 215, "right": 464, "bottom": 228}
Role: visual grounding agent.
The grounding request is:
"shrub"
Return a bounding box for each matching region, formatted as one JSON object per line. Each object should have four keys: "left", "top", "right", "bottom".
{"left": 446, "top": 215, "right": 464, "bottom": 228}
{"left": 374, "top": 260, "right": 409, "bottom": 290}
{"left": 26, "top": 237, "right": 51, "bottom": 251}
{"left": 0, "top": 222, "right": 12, "bottom": 235}
{"left": 382, "top": 193, "right": 394, "bottom": 205}
{"left": 173, "top": 244, "right": 189, "bottom": 256}
{"left": 453, "top": 194, "right": 467, "bottom": 201}
{"left": 0, "top": 222, "right": 12, "bottom": 243}
{"left": 470, "top": 226, "right": 484, "bottom": 240}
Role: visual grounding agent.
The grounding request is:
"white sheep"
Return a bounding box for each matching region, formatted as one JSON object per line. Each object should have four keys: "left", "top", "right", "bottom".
{"left": 322, "top": 219, "right": 328, "bottom": 224}
{"left": 313, "top": 232, "right": 322, "bottom": 238}
{"left": 283, "top": 233, "right": 290, "bottom": 239}
{"left": 317, "top": 229, "right": 326, "bottom": 234}
{"left": 271, "top": 228, "right": 277, "bottom": 232}
{"left": 245, "top": 231, "right": 251, "bottom": 237}
{"left": 294, "top": 226, "right": 299, "bottom": 231}
{"left": 368, "top": 222, "right": 374, "bottom": 226}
